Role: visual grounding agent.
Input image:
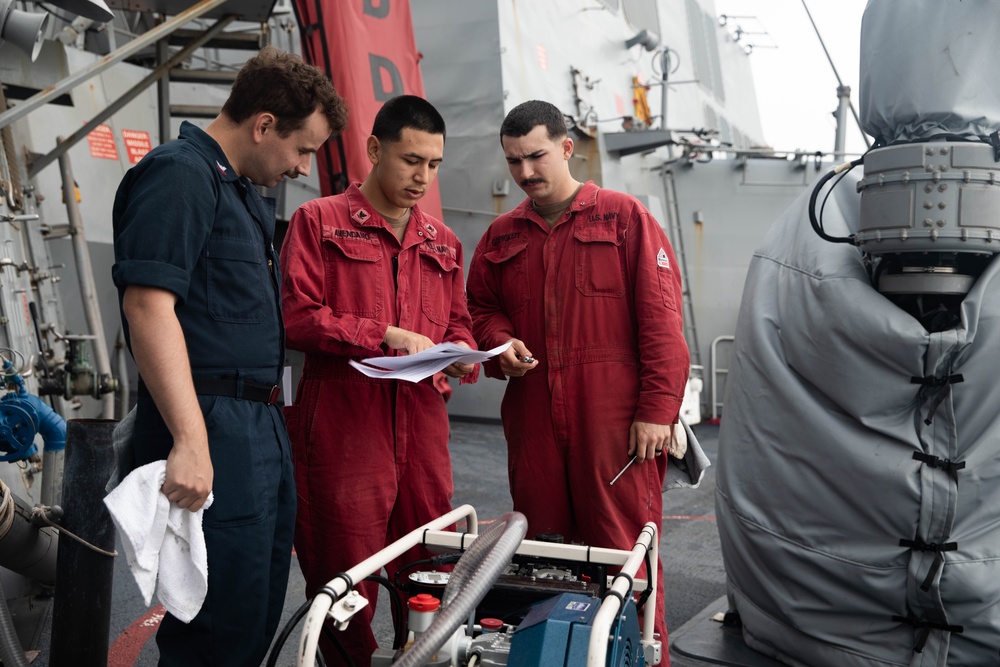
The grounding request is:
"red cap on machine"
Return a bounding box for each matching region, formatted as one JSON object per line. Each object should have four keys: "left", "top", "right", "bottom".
{"left": 408, "top": 593, "right": 441, "bottom": 612}
{"left": 480, "top": 618, "right": 504, "bottom": 632}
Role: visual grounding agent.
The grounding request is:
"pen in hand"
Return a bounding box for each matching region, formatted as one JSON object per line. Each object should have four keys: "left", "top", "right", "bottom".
{"left": 609, "top": 455, "right": 637, "bottom": 485}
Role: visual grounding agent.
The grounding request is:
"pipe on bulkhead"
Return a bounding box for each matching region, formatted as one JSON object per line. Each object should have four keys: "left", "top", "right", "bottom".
{"left": 0, "top": 478, "right": 59, "bottom": 667}
{"left": 834, "top": 85, "right": 851, "bottom": 159}
{"left": 57, "top": 146, "right": 115, "bottom": 418}
{"left": 26, "top": 392, "right": 67, "bottom": 509}
{"left": 0, "top": 481, "right": 57, "bottom": 584}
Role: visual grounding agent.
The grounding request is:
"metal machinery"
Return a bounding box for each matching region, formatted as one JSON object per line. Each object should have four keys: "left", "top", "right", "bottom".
{"left": 713, "top": 3, "right": 1000, "bottom": 664}
{"left": 809, "top": 139, "right": 1000, "bottom": 333}
{"left": 807, "top": 2, "right": 1000, "bottom": 328}
{"left": 0, "top": 356, "right": 64, "bottom": 463}
{"left": 282, "top": 506, "right": 659, "bottom": 667}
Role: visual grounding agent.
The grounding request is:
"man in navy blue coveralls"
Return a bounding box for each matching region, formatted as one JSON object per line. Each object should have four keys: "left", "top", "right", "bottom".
{"left": 112, "top": 47, "right": 347, "bottom": 666}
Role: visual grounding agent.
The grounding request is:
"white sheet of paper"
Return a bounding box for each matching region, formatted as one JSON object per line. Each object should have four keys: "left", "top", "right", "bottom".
{"left": 348, "top": 341, "right": 513, "bottom": 383}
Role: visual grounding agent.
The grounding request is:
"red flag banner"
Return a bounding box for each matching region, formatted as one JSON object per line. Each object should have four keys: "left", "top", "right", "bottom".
{"left": 293, "top": 0, "right": 443, "bottom": 218}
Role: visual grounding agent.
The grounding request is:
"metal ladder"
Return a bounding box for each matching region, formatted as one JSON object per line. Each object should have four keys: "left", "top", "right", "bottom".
{"left": 659, "top": 169, "right": 702, "bottom": 371}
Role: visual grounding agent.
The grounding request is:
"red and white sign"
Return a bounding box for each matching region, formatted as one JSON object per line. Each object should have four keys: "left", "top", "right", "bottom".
{"left": 86, "top": 124, "right": 119, "bottom": 161}
{"left": 121, "top": 129, "right": 152, "bottom": 164}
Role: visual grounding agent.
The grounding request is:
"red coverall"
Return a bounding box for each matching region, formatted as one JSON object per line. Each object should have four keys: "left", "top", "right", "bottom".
{"left": 466, "top": 181, "right": 689, "bottom": 648}
{"left": 280, "top": 183, "right": 477, "bottom": 665}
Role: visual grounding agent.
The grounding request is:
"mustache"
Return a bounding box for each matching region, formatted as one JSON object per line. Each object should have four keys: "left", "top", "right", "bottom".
{"left": 520, "top": 178, "right": 544, "bottom": 187}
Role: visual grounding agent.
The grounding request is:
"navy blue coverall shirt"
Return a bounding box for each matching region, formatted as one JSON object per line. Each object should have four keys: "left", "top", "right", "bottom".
{"left": 112, "top": 121, "right": 295, "bottom": 667}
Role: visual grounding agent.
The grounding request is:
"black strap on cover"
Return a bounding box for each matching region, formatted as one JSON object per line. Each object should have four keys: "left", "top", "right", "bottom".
{"left": 911, "top": 374, "right": 964, "bottom": 425}
{"left": 892, "top": 614, "right": 964, "bottom": 653}
{"left": 899, "top": 537, "right": 958, "bottom": 591}
{"left": 912, "top": 452, "right": 966, "bottom": 478}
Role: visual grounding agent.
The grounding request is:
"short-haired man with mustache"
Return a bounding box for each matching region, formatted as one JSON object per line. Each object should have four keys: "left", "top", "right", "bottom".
{"left": 466, "top": 100, "right": 690, "bottom": 656}
{"left": 279, "top": 94, "right": 477, "bottom": 666}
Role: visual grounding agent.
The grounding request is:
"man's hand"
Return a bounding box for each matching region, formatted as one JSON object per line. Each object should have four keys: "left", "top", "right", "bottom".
{"left": 442, "top": 341, "right": 475, "bottom": 379}
{"left": 162, "top": 436, "right": 214, "bottom": 511}
{"left": 668, "top": 423, "right": 688, "bottom": 458}
{"left": 628, "top": 421, "right": 674, "bottom": 462}
{"left": 384, "top": 326, "right": 434, "bottom": 355}
{"left": 497, "top": 338, "right": 538, "bottom": 377}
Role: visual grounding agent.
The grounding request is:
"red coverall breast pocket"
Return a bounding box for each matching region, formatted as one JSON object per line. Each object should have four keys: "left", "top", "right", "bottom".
{"left": 321, "top": 228, "right": 384, "bottom": 317}
{"left": 419, "top": 244, "right": 458, "bottom": 326}
{"left": 481, "top": 238, "right": 530, "bottom": 315}
{"left": 574, "top": 223, "right": 625, "bottom": 297}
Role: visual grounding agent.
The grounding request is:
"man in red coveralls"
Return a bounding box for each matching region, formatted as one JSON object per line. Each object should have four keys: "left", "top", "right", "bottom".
{"left": 280, "top": 95, "right": 477, "bottom": 666}
{"left": 466, "top": 100, "right": 689, "bottom": 657}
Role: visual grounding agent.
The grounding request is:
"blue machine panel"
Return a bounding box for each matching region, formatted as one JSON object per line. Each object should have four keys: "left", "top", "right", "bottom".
{"left": 508, "top": 593, "right": 598, "bottom": 667}
{"left": 508, "top": 591, "right": 646, "bottom": 667}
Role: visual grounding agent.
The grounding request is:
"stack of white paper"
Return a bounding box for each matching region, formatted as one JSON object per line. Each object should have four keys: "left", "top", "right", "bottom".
{"left": 349, "top": 341, "right": 513, "bottom": 383}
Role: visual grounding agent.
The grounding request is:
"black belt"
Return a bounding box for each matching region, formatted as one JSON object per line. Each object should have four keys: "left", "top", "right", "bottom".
{"left": 195, "top": 377, "right": 280, "bottom": 404}
{"left": 139, "top": 377, "right": 280, "bottom": 405}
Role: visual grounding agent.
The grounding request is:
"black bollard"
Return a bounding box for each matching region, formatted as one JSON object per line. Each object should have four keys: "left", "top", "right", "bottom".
{"left": 50, "top": 419, "right": 117, "bottom": 667}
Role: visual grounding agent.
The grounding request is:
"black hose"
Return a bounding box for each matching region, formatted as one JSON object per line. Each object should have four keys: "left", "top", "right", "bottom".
{"left": 322, "top": 624, "right": 358, "bottom": 667}
{"left": 393, "top": 553, "right": 462, "bottom": 589}
{"left": 808, "top": 158, "right": 862, "bottom": 245}
{"left": 635, "top": 551, "right": 653, "bottom": 612}
{"left": 265, "top": 599, "right": 312, "bottom": 667}
{"left": 269, "top": 570, "right": 389, "bottom": 666}
{"left": 365, "top": 574, "right": 405, "bottom": 650}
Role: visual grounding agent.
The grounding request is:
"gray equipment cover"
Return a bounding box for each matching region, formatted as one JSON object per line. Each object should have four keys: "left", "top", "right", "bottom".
{"left": 715, "top": 176, "right": 1000, "bottom": 665}
{"left": 860, "top": 0, "right": 1000, "bottom": 144}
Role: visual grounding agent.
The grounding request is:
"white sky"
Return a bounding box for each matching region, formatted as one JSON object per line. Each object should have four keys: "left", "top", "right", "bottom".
{"left": 713, "top": 0, "right": 869, "bottom": 155}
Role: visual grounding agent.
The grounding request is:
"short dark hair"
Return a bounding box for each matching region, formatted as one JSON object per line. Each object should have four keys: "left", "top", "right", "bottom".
{"left": 222, "top": 46, "right": 348, "bottom": 137}
{"left": 371, "top": 95, "right": 446, "bottom": 143}
{"left": 500, "top": 100, "right": 567, "bottom": 141}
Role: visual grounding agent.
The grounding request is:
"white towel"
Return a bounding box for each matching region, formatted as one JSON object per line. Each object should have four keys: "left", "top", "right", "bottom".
{"left": 103, "top": 460, "right": 214, "bottom": 623}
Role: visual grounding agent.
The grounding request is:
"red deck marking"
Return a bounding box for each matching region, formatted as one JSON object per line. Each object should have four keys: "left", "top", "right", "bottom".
{"left": 109, "top": 605, "right": 165, "bottom": 666}
{"left": 663, "top": 515, "right": 716, "bottom": 521}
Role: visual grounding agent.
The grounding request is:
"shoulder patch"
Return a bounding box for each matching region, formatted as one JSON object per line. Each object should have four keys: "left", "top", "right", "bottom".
{"left": 657, "top": 248, "right": 671, "bottom": 269}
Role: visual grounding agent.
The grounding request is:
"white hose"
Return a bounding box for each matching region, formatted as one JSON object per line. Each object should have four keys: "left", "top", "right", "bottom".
{"left": 391, "top": 512, "right": 527, "bottom": 667}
